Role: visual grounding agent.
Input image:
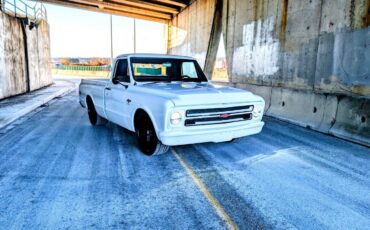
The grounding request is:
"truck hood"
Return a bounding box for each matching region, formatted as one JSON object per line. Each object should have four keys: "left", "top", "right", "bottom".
{"left": 136, "top": 82, "right": 263, "bottom": 106}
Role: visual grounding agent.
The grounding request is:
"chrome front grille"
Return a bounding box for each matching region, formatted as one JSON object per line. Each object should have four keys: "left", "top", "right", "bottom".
{"left": 185, "top": 105, "right": 253, "bottom": 126}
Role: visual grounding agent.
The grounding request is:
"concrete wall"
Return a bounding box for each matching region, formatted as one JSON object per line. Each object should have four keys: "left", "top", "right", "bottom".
{"left": 27, "top": 19, "right": 52, "bottom": 91}
{"left": 168, "top": 0, "right": 216, "bottom": 69}
{"left": 0, "top": 11, "right": 27, "bottom": 99}
{"left": 0, "top": 11, "right": 52, "bottom": 99}
{"left": 168, "top": 0, "right": 370, "bottom": 146}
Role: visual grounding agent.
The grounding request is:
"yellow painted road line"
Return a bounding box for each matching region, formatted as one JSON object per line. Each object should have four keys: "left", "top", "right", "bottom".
{"left": 171, "top": 148, "right": 239, "bottom": 230}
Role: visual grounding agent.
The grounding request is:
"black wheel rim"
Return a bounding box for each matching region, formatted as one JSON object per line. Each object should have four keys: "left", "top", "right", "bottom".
{"left": 137, "top": 117, "right": 158, "bottom": 155}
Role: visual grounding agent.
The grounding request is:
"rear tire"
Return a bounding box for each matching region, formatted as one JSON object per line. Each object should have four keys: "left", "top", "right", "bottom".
{"left": 135, "top": 113, "right": 169, "bottom": 156}
{"left": 87, "top": 99, "right": 107, "bottom": 126}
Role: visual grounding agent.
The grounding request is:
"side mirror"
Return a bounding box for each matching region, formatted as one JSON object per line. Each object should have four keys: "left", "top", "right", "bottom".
{"left": 112, "top": 78, "right": 120, "bottom": 84}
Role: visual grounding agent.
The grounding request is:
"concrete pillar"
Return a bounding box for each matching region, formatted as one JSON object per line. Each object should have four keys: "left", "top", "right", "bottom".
{"left": 203, "top": 0, "right": 223, "bottom": 79}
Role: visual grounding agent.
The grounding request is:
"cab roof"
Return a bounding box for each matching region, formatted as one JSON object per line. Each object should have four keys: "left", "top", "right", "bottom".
{"left": 115, "top": 53, "right": 196, "bottom": 60}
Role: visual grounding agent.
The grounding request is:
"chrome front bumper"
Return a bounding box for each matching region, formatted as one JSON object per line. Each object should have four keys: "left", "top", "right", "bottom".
{"left": 159, "top": 121, "right": 264, "bottom": 146}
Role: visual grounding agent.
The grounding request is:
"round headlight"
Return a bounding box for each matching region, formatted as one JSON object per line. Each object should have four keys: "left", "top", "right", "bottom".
{"left": 253, "top": 105, "right": 263, "bottom": 117}
{"left": 170, "top": 111, "right": 182, "bottom": 125}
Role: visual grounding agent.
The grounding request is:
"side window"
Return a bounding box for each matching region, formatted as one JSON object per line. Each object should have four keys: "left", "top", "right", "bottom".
{"left": 114, "top": 59, "right": 130, "bottom": 83}
{"left": 181, "top": 62, "right": 198, "bottom": 79}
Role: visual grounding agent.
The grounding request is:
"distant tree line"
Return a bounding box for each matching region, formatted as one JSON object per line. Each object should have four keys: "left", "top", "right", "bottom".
{"left": 58, "top": 58, "right": 111, "bottom": 66}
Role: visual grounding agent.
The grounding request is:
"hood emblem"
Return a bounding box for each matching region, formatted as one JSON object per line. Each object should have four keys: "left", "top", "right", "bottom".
{"left": 220, "top": 113, "right": 230, "bottom": 118}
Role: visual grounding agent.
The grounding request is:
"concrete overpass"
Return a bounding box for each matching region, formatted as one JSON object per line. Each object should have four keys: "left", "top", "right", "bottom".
{"left": 0, "top": 1, "right": 370, "bottom": 228}
{"left": 2, "top": 0, "right": 370, "bottom": 145}
{"left": 36, "top": 0, "right": 189, "bottom": 23}
{"left": 0, "top": 0, "right": 369, "bottom": 147}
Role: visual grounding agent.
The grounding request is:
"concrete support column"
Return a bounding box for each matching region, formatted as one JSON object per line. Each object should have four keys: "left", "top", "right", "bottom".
{"left": 203, "top": 0, "right": 223, "bottom": 79}
{"left": 19, "top": 18, "right": 31, "bottom": 93}
{"left": 0, "top": 11, "right": 52, "bottom": 99}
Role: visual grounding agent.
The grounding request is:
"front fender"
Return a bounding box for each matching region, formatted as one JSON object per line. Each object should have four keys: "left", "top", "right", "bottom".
{"left": 130, "top": 100, "right": 175, "bottom": 138}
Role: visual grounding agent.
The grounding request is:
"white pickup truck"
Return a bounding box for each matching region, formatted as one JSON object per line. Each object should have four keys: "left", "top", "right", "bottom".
{"left": 79, "top": 54, "right": 265, "bottom": 155}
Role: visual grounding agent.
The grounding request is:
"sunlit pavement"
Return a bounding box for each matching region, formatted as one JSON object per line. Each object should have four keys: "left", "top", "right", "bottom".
{"left": 0, "top": 80, "right": 75, "bottom": 131}
{"left": 0, "top": 91, "right": 369, "bottom": 229}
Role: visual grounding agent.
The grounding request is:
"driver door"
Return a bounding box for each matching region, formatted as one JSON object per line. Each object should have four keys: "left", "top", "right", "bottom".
{"left": 104, "top": 58, "right": 130, "bottom": 128}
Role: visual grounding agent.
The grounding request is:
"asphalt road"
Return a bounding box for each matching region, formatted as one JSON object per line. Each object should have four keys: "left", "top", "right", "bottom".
{"left": 0, "top": 91, "right": 369, "bottom": 230}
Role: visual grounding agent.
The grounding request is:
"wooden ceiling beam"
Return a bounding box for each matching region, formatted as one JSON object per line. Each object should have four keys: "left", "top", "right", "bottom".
{"left": 152, "top": 0, "right": 187, "bottom": 8}
{"left": 110, "top": 0, "right": 179, "bottom": 14}
{"left": 97, "top": 0, "right": 104, "bottom": 8}
{"left": 71, "top": 0, "right": 172, "bottom": 19}
{"left": 38, "top": 0, "right": 169, "bottom": 23}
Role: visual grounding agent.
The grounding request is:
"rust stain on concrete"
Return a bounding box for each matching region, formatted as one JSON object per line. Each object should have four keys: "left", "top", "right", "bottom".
{"left": 350, "top": 0, "right": 356, "bottom": 28}
{"left": 351, "top": 85, "right": 370, "bottom": 96}
{"left": 350, "top": 0, "right": 370, "bottom": 28}
{"left": 280, "top": 0, "right": 288, "bottom": 45}
{"left": 366, "top": 0, "right": 370, "bottom": 27}
{"left": 253, "top": 0, "right": 258, "bottom": 21}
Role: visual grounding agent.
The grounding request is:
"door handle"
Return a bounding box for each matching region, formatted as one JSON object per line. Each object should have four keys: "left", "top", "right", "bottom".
{"left": 105, "top": 87, "right": 111, "bottom": 90}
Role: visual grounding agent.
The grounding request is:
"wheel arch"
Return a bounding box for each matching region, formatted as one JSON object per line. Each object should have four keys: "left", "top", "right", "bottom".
{"left": 133, "top": 108, "right": 160, "bottom": 137}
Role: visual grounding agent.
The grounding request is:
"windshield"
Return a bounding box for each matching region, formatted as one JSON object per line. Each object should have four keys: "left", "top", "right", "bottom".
{"left": 129, "top": 57, "right": 208, "bottom": 82}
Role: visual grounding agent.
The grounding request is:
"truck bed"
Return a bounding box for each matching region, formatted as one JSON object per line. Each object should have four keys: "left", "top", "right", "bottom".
{"left": 79, "top": 78, "right": 110, "bottom": 115}
{"left": 80, "top": 78, "right": 109, "bottom": 87}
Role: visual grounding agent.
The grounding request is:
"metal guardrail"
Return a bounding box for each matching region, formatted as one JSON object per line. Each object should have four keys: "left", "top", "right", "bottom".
{"left": 53, "top": 65, "right": 112, "bottom": 72}
{"left": 0, "top": 0, "right": 47, "bottom": 21}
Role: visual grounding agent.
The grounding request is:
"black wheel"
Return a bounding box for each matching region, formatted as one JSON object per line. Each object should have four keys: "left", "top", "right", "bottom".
{"left": 136, "top": 113, "right": 169, "bottom": 156}
{"left": 227, "top": 138, "right": 241, "bottom": 143}
{"left": 87, "top": 99, "right": 107, "bottom": 126}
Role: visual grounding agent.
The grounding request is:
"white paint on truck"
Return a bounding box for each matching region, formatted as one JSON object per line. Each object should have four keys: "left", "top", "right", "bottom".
{"left": 79, "top": 54, "right": 265, "bottom": 150}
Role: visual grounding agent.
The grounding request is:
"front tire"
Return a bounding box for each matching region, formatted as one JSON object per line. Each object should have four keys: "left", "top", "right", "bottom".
{"left": 136, "top": 113, "right": 169, "bottom": 156}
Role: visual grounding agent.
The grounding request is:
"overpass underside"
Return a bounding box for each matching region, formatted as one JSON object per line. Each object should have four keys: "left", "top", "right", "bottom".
{"left": 36, "top": 0, "right": 189, "bottom": 23}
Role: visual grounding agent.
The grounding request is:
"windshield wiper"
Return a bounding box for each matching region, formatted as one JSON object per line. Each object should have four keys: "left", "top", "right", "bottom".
{"left": 140, "top": 80, "right": 172, "bottom": 85}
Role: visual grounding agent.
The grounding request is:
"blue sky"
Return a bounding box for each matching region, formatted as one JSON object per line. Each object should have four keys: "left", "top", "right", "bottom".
{"left": 45, "top": 4, "right": 167, "bottom": 58}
